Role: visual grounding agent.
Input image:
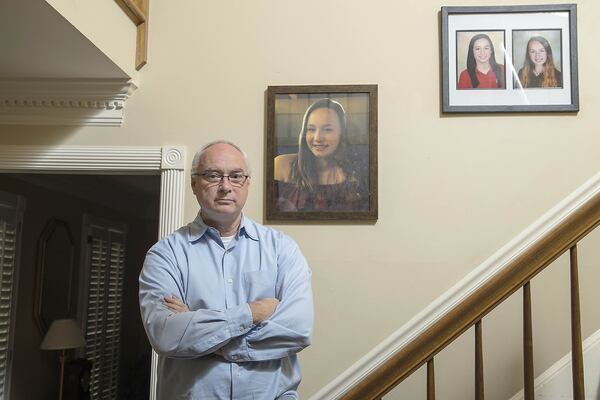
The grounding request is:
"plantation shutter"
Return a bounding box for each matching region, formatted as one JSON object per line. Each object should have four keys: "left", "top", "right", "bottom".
{"left": 0, "top": 192, "right": 25, "bottom": 400}
{"left": 82, "top": 217, "right": 126, "bottom": 400}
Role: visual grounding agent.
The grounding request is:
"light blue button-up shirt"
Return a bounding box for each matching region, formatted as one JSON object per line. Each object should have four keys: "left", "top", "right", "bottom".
{"left": 139, "top": 214, "right": 314, "bottom": 400}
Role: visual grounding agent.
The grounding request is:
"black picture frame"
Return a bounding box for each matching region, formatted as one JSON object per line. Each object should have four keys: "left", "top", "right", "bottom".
{"left": 265, "top": 85, "right": 378, "bottom": 221}
{"left": 441, "top": 4, "right": 579, "bottom": 113}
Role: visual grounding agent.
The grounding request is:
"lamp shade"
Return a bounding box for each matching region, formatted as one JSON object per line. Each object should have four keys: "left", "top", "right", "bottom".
{"left": 40, "top": 319, "right": 85, "bottom": 350}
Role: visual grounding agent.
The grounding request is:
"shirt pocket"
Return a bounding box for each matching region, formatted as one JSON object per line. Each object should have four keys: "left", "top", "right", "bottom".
{"left": 243, "top": 270, "right": 277, "bottom": 300}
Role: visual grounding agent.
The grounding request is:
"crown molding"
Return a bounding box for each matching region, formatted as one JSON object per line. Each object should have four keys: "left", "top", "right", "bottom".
{"left": 0, "top": 78, "right": 137, "bottom": 126}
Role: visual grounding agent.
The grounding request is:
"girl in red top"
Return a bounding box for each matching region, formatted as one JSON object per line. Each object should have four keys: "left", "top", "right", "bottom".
{"left": 458, "top": 33, "right": 505, "bottom": 89}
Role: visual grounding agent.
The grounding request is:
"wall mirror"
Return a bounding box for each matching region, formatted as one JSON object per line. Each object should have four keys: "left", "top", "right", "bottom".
{"left": 34, "top": 219, "right": 75, "bottom": 334}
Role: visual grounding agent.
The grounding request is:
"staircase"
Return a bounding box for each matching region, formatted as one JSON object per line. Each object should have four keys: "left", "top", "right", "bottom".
{"left": 312, "top": 172, "right": 600, "bottom": 400}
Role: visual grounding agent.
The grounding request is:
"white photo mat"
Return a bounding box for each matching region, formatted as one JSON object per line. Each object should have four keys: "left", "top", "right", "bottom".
{"left": 441, "top": 5, "right": 578, "bottom": 113}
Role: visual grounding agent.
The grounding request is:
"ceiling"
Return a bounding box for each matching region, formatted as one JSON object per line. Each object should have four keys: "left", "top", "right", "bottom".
{"left": 0, "top": 0, "right": 128, "bottom": 79}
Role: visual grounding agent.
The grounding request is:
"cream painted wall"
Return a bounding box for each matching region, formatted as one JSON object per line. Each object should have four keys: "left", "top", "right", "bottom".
{"left": 1, "top": 1, "right": 599, "bottom": 399}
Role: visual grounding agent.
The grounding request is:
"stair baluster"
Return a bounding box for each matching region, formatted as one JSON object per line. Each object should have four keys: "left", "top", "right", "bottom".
{"left": 475, "top": 320, "right": 484, "bottom": 400}
{"left": 427, "top": 358, "right": 435, "bottom": 400}
{"left": 523, "top": 282, "right": 534, "bottom": 399}
{"left": 570, "top": 245, "right": 585, "bottom": 399}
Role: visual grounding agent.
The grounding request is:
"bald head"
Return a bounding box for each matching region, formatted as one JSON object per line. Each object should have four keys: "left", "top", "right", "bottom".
{"left": 191, "top": 140, "right": 250, "bottom": 176}
{"left": 190, "top": 141, "right": 251, "bottom": 234}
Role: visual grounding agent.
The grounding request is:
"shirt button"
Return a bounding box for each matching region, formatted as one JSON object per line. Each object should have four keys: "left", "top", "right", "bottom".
{"left": 239, "top": 324, "right": 245, "bottom": 332}
{"left": 227, "top": 278, "right": 233, "bottom": 284}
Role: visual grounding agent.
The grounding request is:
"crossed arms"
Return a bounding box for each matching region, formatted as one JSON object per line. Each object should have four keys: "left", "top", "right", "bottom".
{"left": 165, "top": 296, "right": 280, "bottom": 325}
{"left": 139, "top": 235, "right": 313, "bottom": 363}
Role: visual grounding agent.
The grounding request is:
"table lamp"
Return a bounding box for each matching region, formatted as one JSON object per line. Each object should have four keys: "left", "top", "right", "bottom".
{"left": 40, "top": 319, "right": 85, "bottom": 400}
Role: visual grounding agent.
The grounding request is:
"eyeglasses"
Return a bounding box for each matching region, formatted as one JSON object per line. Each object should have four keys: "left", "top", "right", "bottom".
{"left": 192, "top": 171, "right": 249, "bottom": 187}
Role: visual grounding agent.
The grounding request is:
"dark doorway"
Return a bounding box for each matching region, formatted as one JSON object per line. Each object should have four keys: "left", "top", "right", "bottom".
{"left": 0, "top": 173, "right": 160, "bottom": 400}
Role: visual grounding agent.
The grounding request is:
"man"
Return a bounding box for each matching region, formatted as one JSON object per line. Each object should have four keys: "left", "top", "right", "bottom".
{"left": 139, "top": 140, "right": 313, "bottom": 400}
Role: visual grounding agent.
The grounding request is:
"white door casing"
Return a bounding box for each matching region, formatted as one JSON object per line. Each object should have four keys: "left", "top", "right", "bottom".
{"left": 0, "top": 144, "right": 185, "bottom": 400}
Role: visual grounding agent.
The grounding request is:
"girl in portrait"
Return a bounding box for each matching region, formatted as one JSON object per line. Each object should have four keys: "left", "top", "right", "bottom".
{"left": 458, "top": 33, "right": 505, "bottom": 89}
{"left": 517, "top": 36, "right": 563, "bottom": 88}
{"left": 273, "top": 98, "right": 367, "bottom": 212}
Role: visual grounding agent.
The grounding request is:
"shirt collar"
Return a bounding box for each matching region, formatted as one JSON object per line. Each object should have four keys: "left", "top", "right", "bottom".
{"left": 188, "top": 212, "right": 259, "bottom": 242}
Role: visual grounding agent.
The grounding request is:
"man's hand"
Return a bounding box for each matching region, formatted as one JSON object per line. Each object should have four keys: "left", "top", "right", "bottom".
{"left": 164, "top": 295, "right": 190, "bottom": 313}
{"left": 249, "top": 298, "right": 279, "bottom": 324}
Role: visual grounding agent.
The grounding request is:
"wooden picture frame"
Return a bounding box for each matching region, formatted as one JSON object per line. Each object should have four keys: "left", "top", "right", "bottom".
{"left": 442, "top": 4, "right": 579, "bottom": 113}
{"left": 266, "top": 85, "right": 378, "bottom": 221}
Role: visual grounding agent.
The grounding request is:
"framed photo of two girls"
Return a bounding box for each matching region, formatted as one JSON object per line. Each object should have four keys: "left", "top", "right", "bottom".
{"left": 442, "top": 4, "right": 579, "bottom": 113}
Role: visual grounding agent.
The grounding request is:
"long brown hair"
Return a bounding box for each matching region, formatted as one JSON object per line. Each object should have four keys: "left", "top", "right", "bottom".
{"left": 290, "top": 98, "right": 360, "bottom": 194}
{"left": 466, "top": 33, "right": 504, "bottom": 88}
{"left": 519, "top": 36, "right": 558, "bottom": 87}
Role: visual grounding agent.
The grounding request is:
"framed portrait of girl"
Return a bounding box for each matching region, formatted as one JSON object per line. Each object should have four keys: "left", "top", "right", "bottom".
{"left": 512, "top": 29, "right": 563, "bottom": 89}
{"left": 266, "top": 85, "right": 378, "bottom": 221}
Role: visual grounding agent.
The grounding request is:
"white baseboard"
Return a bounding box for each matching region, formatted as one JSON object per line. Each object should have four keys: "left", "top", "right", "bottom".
{"left": 309, "top": 171, "right": 600, "bottom": 400}
{"left": 508, "top": 329, "right": 600, "bottom": 399}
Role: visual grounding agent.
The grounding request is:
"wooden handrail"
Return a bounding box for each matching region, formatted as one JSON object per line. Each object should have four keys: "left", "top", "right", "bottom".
{"left": 341, "top": 191, "right": 600, "bottom": 399}
{"left": 114, "top": 0, "right": 149, "bottom": 70}
{"left": 115, "top": 0, "right": 146, "bottom": 24}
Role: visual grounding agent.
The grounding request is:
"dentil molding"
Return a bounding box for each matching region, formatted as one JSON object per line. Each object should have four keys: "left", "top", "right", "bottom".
{"left": 0, "top": 78, "right": 137, "bottom": 126}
